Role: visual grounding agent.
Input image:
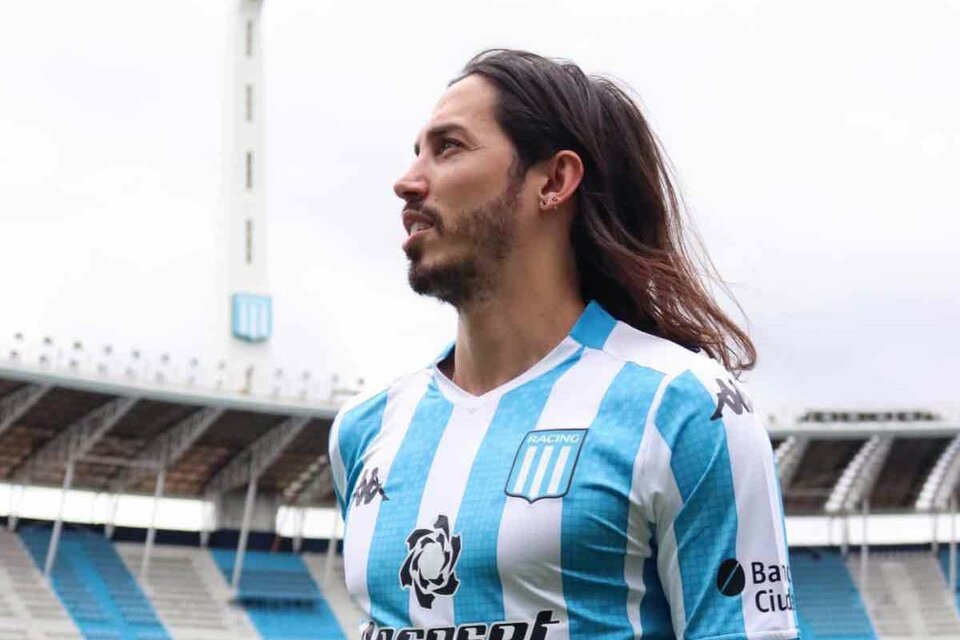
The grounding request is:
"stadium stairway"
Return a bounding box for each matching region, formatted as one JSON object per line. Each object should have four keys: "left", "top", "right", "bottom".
{"left": 18, "top": 526, "right": 169, "bottom": 640}
{"left": 302, "top": 552, "right": 363, "bottom": 640}
{"left": 115, "top": 543, "right": 259, "bottom": 640}
{"left": 0, "top": 530, "right": 82, "bottom": 640}
{"left": 790, "top": 549, "right": 875, "bottom": 640}
{"left": 209, "top": 548, "right": 346, "bottom": 640}
{"left": 850, "top": 549, "right": 960, "bottom": 639}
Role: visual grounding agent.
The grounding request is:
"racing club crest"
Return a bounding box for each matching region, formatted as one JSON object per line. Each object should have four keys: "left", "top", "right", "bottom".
{"left": 505, "top": 429, "right": 587, "bottom": 503}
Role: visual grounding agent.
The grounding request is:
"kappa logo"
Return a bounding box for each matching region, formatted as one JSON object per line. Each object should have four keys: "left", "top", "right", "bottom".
{"left": 505, "top": 429, "right": 587, "bottom": 503}
{"left": 353, "top": 467, "right": 388, "bottom": 507}
{"left": 710, "top": 378, "right": 753, "bottom": 421}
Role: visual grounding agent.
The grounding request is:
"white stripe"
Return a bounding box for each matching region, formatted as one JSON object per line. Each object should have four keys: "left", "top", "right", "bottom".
{"left": 497, "top": 348, "right": 625, "bottom": 640}
{"left": 408, "top": 400, "right": 499, "bottom": 628}
{"left": 624, "top": 375, "right": 685, "bottom": 638}
{"left": 546, "top": 447, "right": 571, "bottom": 495}
{"left": 603, "top": 321, "right": 695, "bottom": 377}
{"left": 328, "top": 416, "right": 347, "bottom": 510}
{"left": 689, "top": 365, "right": 796, "bottom": 638}
{"left": 342, "top": 370, "right": 432, "bottom": 621}
{"left": 527, "top": 446, "right": 554, "bottom": 500}
{"left": 512, "top": 447, "right": 538, "bottom": 495}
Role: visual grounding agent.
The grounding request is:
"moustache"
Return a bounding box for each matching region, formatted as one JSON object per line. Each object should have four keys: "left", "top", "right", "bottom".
{"left": 403, "top": 204, "right": 445, "bottom": 233}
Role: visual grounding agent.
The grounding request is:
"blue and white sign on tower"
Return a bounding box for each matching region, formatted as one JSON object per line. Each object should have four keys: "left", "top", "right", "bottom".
{"left": 231, "top": 293, "right": 272, "bottom": 342}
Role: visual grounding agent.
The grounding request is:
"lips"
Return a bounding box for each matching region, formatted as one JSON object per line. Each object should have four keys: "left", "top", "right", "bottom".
{"left": 402, "top": 209, "right": 436, "bottom": 235}
{"left": 402, "top": 209, "right": 437, "bottom": 253}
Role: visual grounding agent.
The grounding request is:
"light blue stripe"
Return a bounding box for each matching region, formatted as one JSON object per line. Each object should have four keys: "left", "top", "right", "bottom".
{"left": 561, "top": 363, "right": 662, "bottom": 638}
{"left": 367, "top": 380, "right": 454, "bottom": 629}
{"left": 568, "top": 300, "right": 618, "bottom": 349}
{"left": 453, "top": 348, "right": 584, "bottom": 624}
{"left": 638, "top": 527, "right": 673, "bottom": 637}
{"left": 336, "top": 389, "right": 389, "bottom": 521}
{"left": 655, "top": 371, "right": 745, "bottom": 638}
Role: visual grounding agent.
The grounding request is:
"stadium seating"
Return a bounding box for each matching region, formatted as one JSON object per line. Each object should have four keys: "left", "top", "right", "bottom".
{"left": 209, "top": 548, "right": 345, "bottom": 640}
{"left": 854, "top": 549, "right": 960, "bottom": 638}
{"left": 0, "top": 530, "right": 81, "bottom": 640}
{"left": 115, "top": 543, "right": 259, "bottom": 640}
{"left": 301, "top": 553, "right": 364, "bottom": 635}
{"left": 19, "top": 526, "right": 168, "bottom": 640}
{"left": 790, "top": 549, "right": 875, "bottom": 639}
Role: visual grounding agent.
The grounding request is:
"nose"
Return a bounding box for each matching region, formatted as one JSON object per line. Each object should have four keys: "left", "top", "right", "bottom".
{"left": 393, "top": 159, "right": 428, "bottom": 203}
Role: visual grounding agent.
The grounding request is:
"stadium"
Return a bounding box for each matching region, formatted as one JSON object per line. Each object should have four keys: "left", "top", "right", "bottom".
{"left": 3, "top": 1, "right": 958, "bottom": 639}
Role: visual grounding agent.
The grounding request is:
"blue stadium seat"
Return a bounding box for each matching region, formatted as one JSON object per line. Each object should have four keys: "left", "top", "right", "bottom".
{"left": 938, "top": 548, "right": 960, "bottom": 614}
{"left": 791, "top": 548, "right": 876, "bottom": 639}
{"left": 19, "top": 526, "right": 170, "bottom": 640}
{"left": 210, "top": 548, "right": 346, "bottom": 639}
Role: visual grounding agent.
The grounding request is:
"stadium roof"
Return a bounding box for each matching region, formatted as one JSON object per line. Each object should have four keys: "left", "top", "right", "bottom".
{"left": 0, "top": 362, "right": 342, "bottom": 508}
{"left": 2, "top": 354, "right": 960, "bottom": 517}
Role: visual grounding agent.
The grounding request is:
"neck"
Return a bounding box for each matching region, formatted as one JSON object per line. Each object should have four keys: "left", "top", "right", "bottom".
{"left": 441, "top": 255, "right": 584, "bottom": 396}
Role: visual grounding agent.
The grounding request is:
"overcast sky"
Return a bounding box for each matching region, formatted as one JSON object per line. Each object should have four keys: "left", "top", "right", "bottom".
{"left": 1, "top": 0, "right": 957, "bottom": 412}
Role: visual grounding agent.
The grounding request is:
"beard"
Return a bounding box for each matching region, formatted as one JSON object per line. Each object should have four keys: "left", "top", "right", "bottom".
{"left": 405, "top": 177, "right": 521, "bottom": 308}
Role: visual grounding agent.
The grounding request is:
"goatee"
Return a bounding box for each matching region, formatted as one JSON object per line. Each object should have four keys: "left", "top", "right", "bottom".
{"left": 406, "top": 178, "right": 521, "bottom": 308}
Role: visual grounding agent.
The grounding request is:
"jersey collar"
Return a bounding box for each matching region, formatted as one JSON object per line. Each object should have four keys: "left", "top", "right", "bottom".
{"left": 429, "top": 300, "right": 617, "bottom": 408}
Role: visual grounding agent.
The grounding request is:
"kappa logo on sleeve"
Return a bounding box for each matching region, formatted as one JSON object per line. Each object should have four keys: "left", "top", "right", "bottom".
{"left": 505, "top": 429, "right": 587, "bottom": 503}
{"left": 710, "top": 378, "right": 753, "bottom": 421}
{"left": 353, "top": 467, "right": 389, "bottom": 507}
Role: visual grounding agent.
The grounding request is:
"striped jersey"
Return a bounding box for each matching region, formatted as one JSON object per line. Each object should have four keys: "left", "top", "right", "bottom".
{"left": 329, "top": 301, "right": 799, "bottom": 640}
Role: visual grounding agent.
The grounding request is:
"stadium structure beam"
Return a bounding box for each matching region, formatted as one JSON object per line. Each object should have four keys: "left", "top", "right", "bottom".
{"left": 824, "top": 435, "right": 893, "bottom": 515}
{"left": 292, "top": 507, "right": 306, "bottom": 553}
{"left": 109, "top": 406, "right": 224, "bottom": 493}
{"left": 774, "top": 436, "right": 809, "bottom": 490}
{"left": 290, "top": 457, "right": 333, "bottom": 507}
{"left": 202, "top": 415, "right": 309, "bottom": 592}
{"left": 323, "top": 491, "right": 339, "bottom": 586}
{"left": 0, "top": 383, "right": 50, "bottom": 438}
{"left": 5, "top": 484, "right": 24, "bottom": 531}
{"left": 13, "top": 396, "right": 138, "bottom": 482}
{"left": 917, "top": 435, "right": 960, "bottom": 512}
{"left": 281, "top": 452, "right": 329, "bottom": 504}
{"left": 951, "top": 493, "right": 958, "bottom": 594}
{"left": 860, "top": 497, "right": 870, "bottom": 588}
{"left": 140, "top": 468, "right": 165, "bottom": 580}
{"left": 44, "top": 459, "right": 75, "bottom": 577}
{"left": 203, "top": 415, "right": 310, "bottom": 497}
{"left": 232, "top": 464, "right": 257, "bottom": 590}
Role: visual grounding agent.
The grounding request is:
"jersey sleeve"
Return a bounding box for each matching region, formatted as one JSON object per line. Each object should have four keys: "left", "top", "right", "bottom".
{"left": 327, "top": 409, "right": 349, "bottom": 521}
{"left": 644, "top": 369, "right": 799, "bottom": 640}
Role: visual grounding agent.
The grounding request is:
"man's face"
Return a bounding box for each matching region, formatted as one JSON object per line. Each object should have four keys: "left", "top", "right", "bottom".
{"left": 394, "top": 75, "right": 527, "bottom": 307}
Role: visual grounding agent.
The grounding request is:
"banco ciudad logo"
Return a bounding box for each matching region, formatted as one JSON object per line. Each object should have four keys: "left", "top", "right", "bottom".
{"left": 400, "top": 515, "right": 462, "bottom": 608}
{"left": 717, "top": 558, "right": 747, "bottom": 596}
{"left": 716, "top": 557, "right": 796, "bottom": 613}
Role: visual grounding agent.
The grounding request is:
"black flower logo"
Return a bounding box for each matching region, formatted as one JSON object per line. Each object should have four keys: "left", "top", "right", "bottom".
{"left": 399, "top": 514, "right": 462, "bottom": 608}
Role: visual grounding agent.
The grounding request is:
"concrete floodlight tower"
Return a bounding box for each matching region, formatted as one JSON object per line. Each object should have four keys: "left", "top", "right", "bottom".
{"left": 223, "top": 0, "right": 271, "bottom": 394}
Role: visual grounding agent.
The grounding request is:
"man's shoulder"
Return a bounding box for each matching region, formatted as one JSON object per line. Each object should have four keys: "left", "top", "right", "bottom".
{"left": 333, "top": 367, "right": 432, "bottom": 432}
{"left": 598, "top": 319, "right": 724, "bottom": 380}
{"left": 596, "top": 320, "right": 755, "bottom": 420}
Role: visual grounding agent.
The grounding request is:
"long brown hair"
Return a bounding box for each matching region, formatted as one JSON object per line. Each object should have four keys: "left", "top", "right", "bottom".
{"left": 456, "top": 49, "right": 756, "bottom": 374}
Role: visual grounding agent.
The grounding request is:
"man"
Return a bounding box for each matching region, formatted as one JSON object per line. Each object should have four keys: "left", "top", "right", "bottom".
{"left": 330, "top": 49, "right": 798, "bottom": 640}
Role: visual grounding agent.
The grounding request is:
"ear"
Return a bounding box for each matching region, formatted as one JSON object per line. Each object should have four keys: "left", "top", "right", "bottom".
{"left": 537, "top": 150, "right": 584, "bottom": 213}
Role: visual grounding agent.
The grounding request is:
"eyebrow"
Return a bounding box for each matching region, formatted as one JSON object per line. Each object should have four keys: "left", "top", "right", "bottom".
{"left": 413, "top": 123, "right": 471, "bottom": 156}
